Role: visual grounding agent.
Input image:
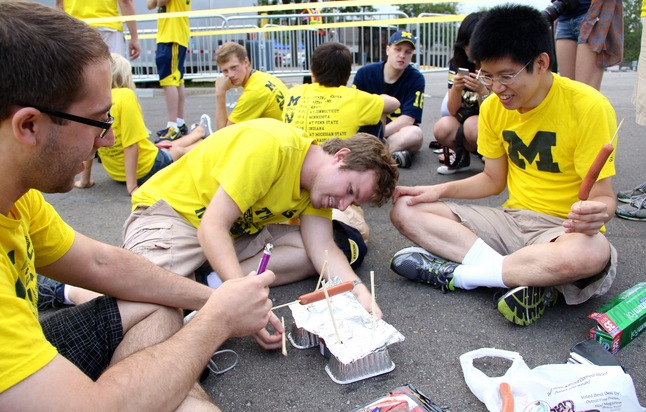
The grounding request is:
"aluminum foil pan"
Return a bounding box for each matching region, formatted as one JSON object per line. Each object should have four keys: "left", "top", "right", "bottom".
{"left": 325, "top": 345, "right": 395, "bottom": 385}
{"left": 287, "top": 321, "right": 320, "bottom": 349}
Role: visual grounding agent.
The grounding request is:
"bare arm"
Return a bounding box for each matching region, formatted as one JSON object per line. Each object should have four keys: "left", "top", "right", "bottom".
{"left": 117, "top": 0, "right": 140, "bottom": 60}
{"left": 384, "top": 114, "right": 415, "bottom": 137}
{"left": 300, "top": 214, "right": 382, "bottom": 318}
{"left": 214, "top": 76, "right": 234, "bottom": 130}
{"left": 197, "top": 186, "right": 246, "bottom": 281}
{"left": 0, "top": 269, "right": 274, "bottom": 411}
{"left": 197, "top": 186, "right": 285, "bottom": 349}
{"left": 41, "top": 233, "right": 214, "bottom": 310}
{"left": 564, "top": 177, "right": 616, "bottom": 236}
{"left": 381, "top": 94, "right": 399, "bottom": 114}
{"left": 55, "top": 0, "right": 64, "bottom": 10}
{"left": 123, "top": 144, "right": 139, "bottom": 195}
{"left": 393, "top": 155, "right": 508, "bottom": 206}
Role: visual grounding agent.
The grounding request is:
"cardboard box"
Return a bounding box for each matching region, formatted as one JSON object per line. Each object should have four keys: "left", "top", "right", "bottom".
{"left": 588, "top": 282, "right": 646, "bottom": 353}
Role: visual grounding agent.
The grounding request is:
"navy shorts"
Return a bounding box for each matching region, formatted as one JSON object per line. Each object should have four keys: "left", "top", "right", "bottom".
{"left": 41, "top": 296, "right": 123, "bottom": 381}
{"left": 156, "top": 42, "right": 187, "bottom": 86}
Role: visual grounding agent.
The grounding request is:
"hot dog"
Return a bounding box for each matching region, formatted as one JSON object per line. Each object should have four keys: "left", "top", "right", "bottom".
{"left": 578, "top": 143, "right": 614, "bottom": 201}
{"left": 298, "top": 281, "right": 355, "bottom": 305}
{"left": 499, "top": 382, "right": 514, "bottom": 412}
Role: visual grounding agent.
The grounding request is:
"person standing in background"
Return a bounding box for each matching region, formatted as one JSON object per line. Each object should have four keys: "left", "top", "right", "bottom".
{"left": 57, "top": 0, "right": 141, "bottom": 61}
{"left": 147, "top": 0, "right": 192, "bottom": 142}
{"left": 615, "top": 0, "right": 646, "bottom": 221}
{"left": 301, "top": 0, "right": 328, "bottom": 84}
{"left": 554, "top": 0, "right": 623, "bottom": 90}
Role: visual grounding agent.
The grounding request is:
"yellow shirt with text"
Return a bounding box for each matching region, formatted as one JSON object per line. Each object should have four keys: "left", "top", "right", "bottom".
{"left": 132, "top": 119, "right": 331, "bottom": 234}
{"left": 0, "top": 190, "right": 75, "bottom": 392}
{"left": 282, "top": 83, "right": 384, "bottom": 143}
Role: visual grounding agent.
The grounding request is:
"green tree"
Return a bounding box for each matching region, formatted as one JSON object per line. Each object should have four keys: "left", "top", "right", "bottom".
{"left": 397, "top": 3, "right": 457, "bottom": 17}
{"left": 624, "top": 0, "right": 642, "bottom": 63}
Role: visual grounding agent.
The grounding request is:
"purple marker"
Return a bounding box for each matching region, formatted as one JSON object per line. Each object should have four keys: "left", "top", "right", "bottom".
{"left": 257, "top": 243, "right": 273, "bottom": 274}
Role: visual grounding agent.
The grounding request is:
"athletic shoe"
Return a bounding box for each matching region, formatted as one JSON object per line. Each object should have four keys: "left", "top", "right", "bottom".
{"left": 199, "top": 114, "right": 213, "bottom": 137}
{"left": 437, "top": 151, "right": 470, "bottom": 175}
{"left": 37, "top": 274, "right": 66, "bottom": 310}
{"left": 617, "top": 181, "right": 646, "bottom": 203}
{"left": 615, "top": 193, "right": 646, "bottom": 221}
{"left": 496, "top": 286, "right": 558, "bottom": 326}
{"left": 154, "top": 126, "right": 180, "bottom": 143}
{"left": 178, "top": 123, "right": 189, "bottom": 137}
{"left": 389, "top": 246, "right": 457, "bottom": 293}
{"left": 392, "top": 150, "right": 412, "bottom": 168}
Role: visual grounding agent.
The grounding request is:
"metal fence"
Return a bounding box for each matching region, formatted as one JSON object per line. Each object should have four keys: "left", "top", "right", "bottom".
{"left": 131, "top": 11, "right": 460, "bottom": 83}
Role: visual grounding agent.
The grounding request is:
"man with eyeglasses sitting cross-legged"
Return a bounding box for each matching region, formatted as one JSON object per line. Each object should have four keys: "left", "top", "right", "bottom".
{"left": 389, "top": 4, "right": 619, "bottom": 326}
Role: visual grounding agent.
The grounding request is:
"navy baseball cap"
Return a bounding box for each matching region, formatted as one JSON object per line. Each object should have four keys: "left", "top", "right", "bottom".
{"left": 332, "top": 220, "right": 367, "bottom": 269}
{"left": 389, "top": 30, "right": 417, "bottom": 49}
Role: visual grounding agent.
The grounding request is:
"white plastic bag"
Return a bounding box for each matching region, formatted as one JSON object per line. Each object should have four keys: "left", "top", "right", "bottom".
{"left": 460, "top": 347, "right": 645, "bottom": 412}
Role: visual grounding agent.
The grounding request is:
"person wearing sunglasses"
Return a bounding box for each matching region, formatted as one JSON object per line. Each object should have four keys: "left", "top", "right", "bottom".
{"left": 0, "top": 3, "right": 273, "bottom": 410}
{"left": 389, "top": 4, "right": 618, "bottom": 327}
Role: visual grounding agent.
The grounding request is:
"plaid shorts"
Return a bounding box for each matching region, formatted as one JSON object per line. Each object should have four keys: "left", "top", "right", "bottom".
{"left": 41, "top": 296, "right": 123, "bottom": 381}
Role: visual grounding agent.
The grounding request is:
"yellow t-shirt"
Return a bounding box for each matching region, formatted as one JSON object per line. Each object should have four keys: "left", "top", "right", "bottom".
{"left": 0, "top": 190, "right": 75, "bottom": 392}
{"left": 229, "top": 70, "right": 287, "bottom": 124}
{"left": 98, "top": 88, "right": 158, "bottom": 182}
{"left": 642, "top": 0, "right": 645, "bottom": 17}
{"left": 132, "top": 119, "right": 331, "bottom": 234}
{"left": 156, "top": 0, "right": 191, "bottom": 47}
{"left": 478, "top": 74, "right": 617, "bottom": 219}
{"left": 63, "top": 0, "right": 123, "bottom": 31}
{"left": 282, "top": 83, "right": 385, "bottom": 143}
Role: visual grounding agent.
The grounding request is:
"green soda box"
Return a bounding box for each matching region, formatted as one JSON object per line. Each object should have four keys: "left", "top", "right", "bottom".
{"left": 588, "top": 282, "right": 646, "bottom": 354}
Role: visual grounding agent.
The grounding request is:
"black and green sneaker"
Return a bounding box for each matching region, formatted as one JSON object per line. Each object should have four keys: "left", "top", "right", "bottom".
{"left": 497, "top": 286, "right": 558, "bottom": 326}
{"left": 390, "top": 246, "right": 457, "bottom": 293}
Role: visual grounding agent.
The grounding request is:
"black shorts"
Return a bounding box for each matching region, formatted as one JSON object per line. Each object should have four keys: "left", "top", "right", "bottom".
{"left": 41, "top": 296, "right": 123, "bottom": 381}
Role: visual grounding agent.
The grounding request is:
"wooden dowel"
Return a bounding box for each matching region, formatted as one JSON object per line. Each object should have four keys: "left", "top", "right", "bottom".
{"left": 322, "top": 280, "right": 342, "bottom": 344}
{"left": 281, "top": 316, "right": 287, "bottom": 356}
{"left": 370, "top": 270, "right": 376, "bottom": 329}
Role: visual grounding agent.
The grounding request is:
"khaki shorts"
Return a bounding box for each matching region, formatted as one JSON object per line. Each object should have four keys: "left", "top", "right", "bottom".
{"left": 122, "top": 199, "right": 300, "bottom": 276}
{"left": 446, "top": 203, "right": 617, "bottom": 305}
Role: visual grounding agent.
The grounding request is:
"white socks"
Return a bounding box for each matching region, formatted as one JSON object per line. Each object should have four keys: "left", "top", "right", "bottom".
{"left": 453, "top": 238, "right": 507, "bottom": 290}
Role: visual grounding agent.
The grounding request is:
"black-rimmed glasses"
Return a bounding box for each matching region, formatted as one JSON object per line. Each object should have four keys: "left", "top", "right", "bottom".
{"left": 29, "top": 105, "right": 114, "bottom": 139}
{"left": 476, "top": 59, "right": 533, "bottom": 87}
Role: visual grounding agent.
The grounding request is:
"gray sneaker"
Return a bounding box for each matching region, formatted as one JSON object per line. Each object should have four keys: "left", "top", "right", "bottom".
{"left": 616, "top": 193, "right": 646, "bottom": 221}
{"left": 389, "top": 246, "right": 457, "bottom": 293}
{"left": 37, "top": 274, "right": 66, "bottom": 310}
{"left": 199, "top": 114, "right": 213, "bottom": 137}
{"left": 392, "top": 150, "right": 412, "bottom": 168}
{"left": 617, "top": 180, "right": 646, "bottom": 203}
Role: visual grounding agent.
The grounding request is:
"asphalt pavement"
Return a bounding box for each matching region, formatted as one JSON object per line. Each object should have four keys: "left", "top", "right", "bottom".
{"left": 43, "top": 70, "right": 646, "bottom": 411}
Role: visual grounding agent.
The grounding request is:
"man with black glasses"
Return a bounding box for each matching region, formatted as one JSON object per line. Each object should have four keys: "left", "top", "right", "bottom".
{"left": 389, "top": 4, "right": 618, "bottom": 326}
{"left": 0, "top": 3, "right": 273, "bottom": 410}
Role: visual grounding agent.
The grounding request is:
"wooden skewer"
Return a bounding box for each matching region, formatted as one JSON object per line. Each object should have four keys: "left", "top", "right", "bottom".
{"left": 272, "top": 300, "right": 298, "bottom": 310}
{"left": 325, "top": 249, "right": 331, "bottom": 281}
{"left": 322, "top": 280, "right": 342, "bottom": 344}
{"left": 370, "top": 270, "right": 376, "bottom": 329}
{"left": 315, "top": 259, "right": 328, "bottom": 291}
{"left": 281, "top": 316, "right": 287, "bottom": 356}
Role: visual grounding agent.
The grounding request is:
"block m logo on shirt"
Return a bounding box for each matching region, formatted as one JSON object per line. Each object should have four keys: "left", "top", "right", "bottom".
{"left": 503, "top": 130, "right": 560, "bottom": 173}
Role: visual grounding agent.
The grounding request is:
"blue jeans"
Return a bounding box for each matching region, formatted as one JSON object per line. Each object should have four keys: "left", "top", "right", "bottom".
{"left": 137, "top": 149, "right": 173, "bottom": 186}
{"left": 555, "top": 13, "right": 586, "bottom": 43}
